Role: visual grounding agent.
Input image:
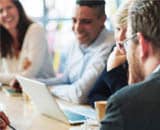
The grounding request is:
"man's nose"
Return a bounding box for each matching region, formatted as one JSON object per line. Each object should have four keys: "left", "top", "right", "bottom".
{"left": 74, "top": 22, "right": 83, "bottom": 32}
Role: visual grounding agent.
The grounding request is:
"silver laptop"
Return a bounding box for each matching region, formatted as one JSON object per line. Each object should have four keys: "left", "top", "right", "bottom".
{"left": 17, "top": 76, "right": 87, "bottom": 125}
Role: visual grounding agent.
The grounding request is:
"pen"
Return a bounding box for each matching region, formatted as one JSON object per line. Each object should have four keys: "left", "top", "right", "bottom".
{"left": 0, "top": 117, "right": 16, "bottom": 130}
{"left": 8, "top": 124, "right": 16, "bottom": 130}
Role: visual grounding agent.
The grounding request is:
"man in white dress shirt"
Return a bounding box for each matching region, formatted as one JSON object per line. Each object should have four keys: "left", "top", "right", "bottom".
{"left": 41, "top": 0, "right": 114, "bottom": 104}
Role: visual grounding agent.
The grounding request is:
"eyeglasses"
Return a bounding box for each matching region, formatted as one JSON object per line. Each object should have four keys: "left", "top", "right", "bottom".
{"left": 123, "top": 34, "right": 137, "bottom": 51}
{"left": 118, "top": 34, "right": 137, "bottom": 51}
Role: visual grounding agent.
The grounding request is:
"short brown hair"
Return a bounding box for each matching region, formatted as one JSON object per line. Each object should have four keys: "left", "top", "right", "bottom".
{"left": 129, "top": 0, "right": 160, "bottom": 49}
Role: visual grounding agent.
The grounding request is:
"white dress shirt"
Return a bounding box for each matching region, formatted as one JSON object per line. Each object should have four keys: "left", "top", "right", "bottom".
{"left": 43, "top": 28, "right": 114, "bottom": 103}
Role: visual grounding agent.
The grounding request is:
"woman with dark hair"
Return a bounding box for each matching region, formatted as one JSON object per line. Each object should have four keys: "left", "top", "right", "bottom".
{"left": 0, "top": 0, "right": 54, "bottom": 89}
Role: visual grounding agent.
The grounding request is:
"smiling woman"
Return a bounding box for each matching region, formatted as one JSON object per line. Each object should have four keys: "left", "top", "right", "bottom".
{"left": 0, "top": 0, "right": 54, "bottom": 90}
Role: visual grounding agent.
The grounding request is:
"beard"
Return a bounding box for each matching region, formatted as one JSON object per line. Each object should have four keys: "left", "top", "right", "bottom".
{"left": 128, "top": 51, "right": 145, "bottom": 84}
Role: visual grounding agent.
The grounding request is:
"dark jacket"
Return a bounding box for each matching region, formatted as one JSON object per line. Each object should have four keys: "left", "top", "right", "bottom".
{"left": 87, "top": 62, "right": 128, "bottom": 107}
{"left": 100, "top": 68, "right": 160, "bottom": 130}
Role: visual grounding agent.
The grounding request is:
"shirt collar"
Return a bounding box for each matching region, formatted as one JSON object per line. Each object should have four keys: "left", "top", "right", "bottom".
{"left": 79, "top": 28, "right": 107, "bottom": 53}
{"left": 152, "top": 64, "right": 160, "bottom": 73}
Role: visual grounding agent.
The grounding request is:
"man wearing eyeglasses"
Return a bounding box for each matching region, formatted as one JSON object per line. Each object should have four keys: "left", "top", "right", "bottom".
{"left": 100, "top": 0, "right": 160, "bottom": 130}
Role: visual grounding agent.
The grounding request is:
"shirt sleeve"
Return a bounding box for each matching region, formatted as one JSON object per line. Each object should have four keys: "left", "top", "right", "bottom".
{"left": 19, "top": 24, "right": 49, "bottom": 77}
{"left": 87, "top": 68, "right": 111, "bottom": 107}
{"left": 0, "top": 24, "right": 52, "bottom": 84}
{"left": 104, "top": 62, "right": 128, "bottom": 94}
{"left": 38, "top": 73, "right": 69, "bottom": 86}
{"left": 0, "top": 73, "right": 15, "bottom": 84}
{"left": 50, "top": 45, "right": 110, "bottom": 104}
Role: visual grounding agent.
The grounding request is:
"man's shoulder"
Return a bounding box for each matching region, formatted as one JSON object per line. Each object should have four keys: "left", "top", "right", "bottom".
{"left": 103, "top": 29, "right": 115, "bottom": 44}
{"left": 95, "top": 28, "right": 114, "bottom": 46}
{"left": 108, "top": 73, "right": 160, "bottom": 105}
{"left": 94, "top": 29, "right": 115, "bottom": 52}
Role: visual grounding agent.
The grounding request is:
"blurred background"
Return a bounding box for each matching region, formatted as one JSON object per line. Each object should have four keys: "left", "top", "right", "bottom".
{"left": 19, "top": 0, "right": 127, "bottom": 74}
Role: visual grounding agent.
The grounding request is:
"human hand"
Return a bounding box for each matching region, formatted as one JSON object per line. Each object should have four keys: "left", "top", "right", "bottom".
{"left": 9, "top": 79, "right": 22, "bottom": 93}
{"left": 0, "top": 111, "right": 10, "bottom": 130}
{"left": 107, "top": 45, "right": 126, "bottom": 71}
{"left": 22, "top": 58, "right": 31, "bottom": 70}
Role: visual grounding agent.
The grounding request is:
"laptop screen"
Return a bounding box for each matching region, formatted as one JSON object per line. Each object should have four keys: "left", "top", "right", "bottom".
{"left": 17, "top": 76, "right": 88, "bottom": 125}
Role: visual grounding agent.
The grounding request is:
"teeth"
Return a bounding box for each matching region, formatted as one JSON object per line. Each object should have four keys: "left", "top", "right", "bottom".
{"left": 77, "top": 34, "right": 85, "bottom": 37}
{"left": 5, "top": 17, "right": 13, "bottom": 22}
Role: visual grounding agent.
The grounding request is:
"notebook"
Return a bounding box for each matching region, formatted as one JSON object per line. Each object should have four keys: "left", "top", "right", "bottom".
{"left": 2, "top": 87, "right": 22, "bottom": 97}
{"left": 0, "top": 83, "right": 22, "bottom": 97}
{"left": 16, "top": 76, "right": 88, "bottom": 125}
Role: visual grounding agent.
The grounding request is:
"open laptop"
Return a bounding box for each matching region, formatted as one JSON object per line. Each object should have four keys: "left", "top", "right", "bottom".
{"left": 17, "top": 76, "right": 87, "bottom": 125}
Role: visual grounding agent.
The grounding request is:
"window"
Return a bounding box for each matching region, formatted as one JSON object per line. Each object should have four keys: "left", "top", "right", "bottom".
{"left": 19, "top": 0, "right": 123, "bottom": 73}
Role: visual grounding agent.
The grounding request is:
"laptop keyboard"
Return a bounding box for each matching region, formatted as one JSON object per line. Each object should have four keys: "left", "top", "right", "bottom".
{"left": 63, "top": 110, "right": 86, "bottom": 122}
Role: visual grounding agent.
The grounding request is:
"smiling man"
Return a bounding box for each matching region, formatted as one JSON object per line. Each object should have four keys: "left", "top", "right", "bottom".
{"left": 41, "top": 0, "right": 114, "bottom": 104}
{"left": 100, "top": 0, "right": 160, "bottom": 130}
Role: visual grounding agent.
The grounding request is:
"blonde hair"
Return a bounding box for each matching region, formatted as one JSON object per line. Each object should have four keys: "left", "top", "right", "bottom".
{"left": 113, "top": 0, "right": 133, "bottom": 29}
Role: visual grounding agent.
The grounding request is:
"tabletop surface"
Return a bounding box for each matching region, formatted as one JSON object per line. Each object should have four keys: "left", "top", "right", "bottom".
{"left": 0, "top": 89, "right": 97, "bottom": 130}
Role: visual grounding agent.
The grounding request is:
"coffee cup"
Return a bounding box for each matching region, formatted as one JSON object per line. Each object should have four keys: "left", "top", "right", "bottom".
{"left": 94, "top": 101, "right": 107, "bottom": 121}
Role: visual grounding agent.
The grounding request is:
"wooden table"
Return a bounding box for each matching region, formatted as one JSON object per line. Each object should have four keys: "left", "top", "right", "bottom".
{"left": 0, "top": 90, "right": 92, "bottom": 130}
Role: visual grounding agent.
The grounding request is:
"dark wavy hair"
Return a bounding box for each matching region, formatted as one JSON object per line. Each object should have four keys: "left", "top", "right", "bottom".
{"left": 0, "top": 0, "right": 33, "bottom": 58}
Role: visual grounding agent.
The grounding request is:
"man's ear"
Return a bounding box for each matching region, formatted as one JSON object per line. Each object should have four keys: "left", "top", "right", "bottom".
{"left": 100, "top": 15, "right": 106, "bottom": 25}
{"left": 137, "top": 32, "right": 149, "bottom": 61}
